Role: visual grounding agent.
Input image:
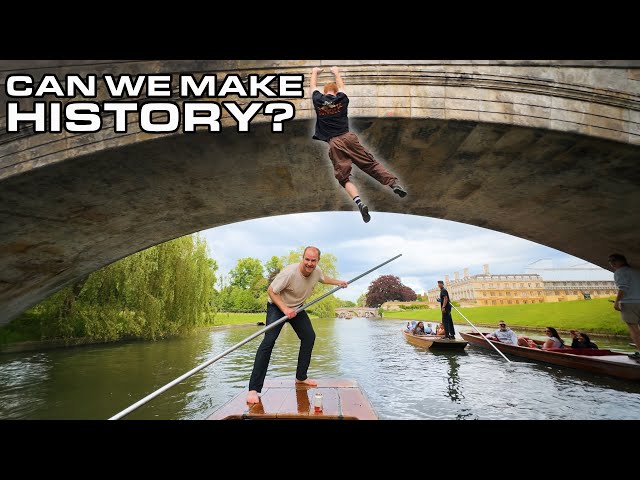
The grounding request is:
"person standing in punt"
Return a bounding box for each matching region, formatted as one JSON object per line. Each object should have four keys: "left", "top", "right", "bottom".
{"left": 246, "top": 246, "right": 348, "bottom": 404}
{"left": 438, "top": 280, "right": 456, "bottom": 339}
{"left": 609, "top": 253, "right": 640, "bottom": 361}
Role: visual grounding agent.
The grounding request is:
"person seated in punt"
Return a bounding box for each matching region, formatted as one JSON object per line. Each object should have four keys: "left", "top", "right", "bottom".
{"left": 436, "top": 323, "right": 446, "bottom": 336}
{"left": 518, "top": 326, "right": 565, "bottom": 349}
{"left": 570, "top": 331, "right": 598, "bottom": 349}
{"left": 412, "top": 321, "right": 427, "bottom": 335}
{"left": 405, "top": 322, "right": 412, "bottom": 331}
{"left": 425, "top": 323, "right": 434, "bottom": 335}
{"left": 486, "top": 320, "right": 518, "bottom": 345}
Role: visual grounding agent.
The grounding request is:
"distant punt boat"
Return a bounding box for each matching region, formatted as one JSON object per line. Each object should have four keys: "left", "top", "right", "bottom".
{"left": 207, "top": 378, "right": 378, "bottom": 420}
{"left": 460, "top": 331, "right": 640, "bottom": 381}
{"left": 402, "top": 330, "right": 468, "bottom": 350}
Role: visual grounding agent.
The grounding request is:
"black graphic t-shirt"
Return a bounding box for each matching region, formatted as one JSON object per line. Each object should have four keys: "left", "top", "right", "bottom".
{"left": 312, "top": 90, "right": 349, "bottom": 141}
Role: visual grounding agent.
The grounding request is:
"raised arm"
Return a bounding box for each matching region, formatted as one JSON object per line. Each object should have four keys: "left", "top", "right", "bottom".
{"left": 310, "top": 67, "right": 323, "bottom": 94}
{"left": 321, "top": 275, "right": 348, "bottom": 288}
{"left": 330, "top": 66, "right": 345, "bottom": 92}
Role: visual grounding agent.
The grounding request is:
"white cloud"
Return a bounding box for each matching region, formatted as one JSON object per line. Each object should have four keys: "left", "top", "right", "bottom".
{"left": 200, "top": 212, "right": 611, "bottom": 303}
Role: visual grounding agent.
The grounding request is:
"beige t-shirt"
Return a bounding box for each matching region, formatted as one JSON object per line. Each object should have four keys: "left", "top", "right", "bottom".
{"left": 269, "top": 263, "right": 324, "bottom": 308}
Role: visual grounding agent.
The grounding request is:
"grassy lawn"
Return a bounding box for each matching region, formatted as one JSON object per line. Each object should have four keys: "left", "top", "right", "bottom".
{"left": 213, "top": 312, "right": 267, "bottom": 326}
{"left": 382, "top": 298, "right": 626, "bottom": 335}
{"left": 212, "top": 312, "right": 320, "bottom": 326}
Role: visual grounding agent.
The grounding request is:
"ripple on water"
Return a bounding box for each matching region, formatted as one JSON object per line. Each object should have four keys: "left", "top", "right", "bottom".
{"left": 2, "top": 318, "right": 640, "bottom": 419}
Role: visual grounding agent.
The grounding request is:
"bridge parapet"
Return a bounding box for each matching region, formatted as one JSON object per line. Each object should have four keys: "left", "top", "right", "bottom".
{"left": 1, "top": 60, "right": 639, "bottom": 181}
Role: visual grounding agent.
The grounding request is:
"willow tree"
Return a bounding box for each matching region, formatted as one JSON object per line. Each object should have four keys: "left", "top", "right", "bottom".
{"left": 16, "top": 234, "right": 217, "bottom": 341}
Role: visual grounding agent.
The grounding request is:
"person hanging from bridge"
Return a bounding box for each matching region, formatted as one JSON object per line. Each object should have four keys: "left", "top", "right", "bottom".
{"left": 246, "top": 246, "right": 348, "bottom": 404}
{"left": 310, "top": 66, "right": 407, "bottom": 224}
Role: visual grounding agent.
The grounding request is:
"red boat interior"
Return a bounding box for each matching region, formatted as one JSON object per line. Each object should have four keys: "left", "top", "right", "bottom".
{"left": 470, "top": 332, "right": 625, "bottom": 357}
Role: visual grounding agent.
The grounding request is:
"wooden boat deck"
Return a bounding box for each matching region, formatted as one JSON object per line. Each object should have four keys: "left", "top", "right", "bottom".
{"left": 207, "top": 378, "right": 378, "bottom": 420}
{"left": 403, "top": 330, "right": 468, "bottom": 350}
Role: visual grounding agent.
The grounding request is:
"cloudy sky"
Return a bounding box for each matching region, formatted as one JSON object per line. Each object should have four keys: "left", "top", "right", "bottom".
{"left": 199, "top": 211, "right": 613, "bottom": 304}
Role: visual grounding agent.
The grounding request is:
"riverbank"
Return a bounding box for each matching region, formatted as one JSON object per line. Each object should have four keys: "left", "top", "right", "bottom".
{"left": 0, "top": 311, "right": 265, "bottom": 354}
{"left": 383, "top": 298, "right": 626, "bottom": 335}
{"left": 1, "top": 300, "right": 626, "bottom": 354}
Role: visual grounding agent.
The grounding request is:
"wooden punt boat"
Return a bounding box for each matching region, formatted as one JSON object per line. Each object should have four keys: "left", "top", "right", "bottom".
{"left": 402, "top": 330, "right": 468, "bottom": 350}
{"left": 207, "top": 378, "right": 378, "bottom": 420}
{"left": 460, "top": 331, "right": 640, "bottom": 381}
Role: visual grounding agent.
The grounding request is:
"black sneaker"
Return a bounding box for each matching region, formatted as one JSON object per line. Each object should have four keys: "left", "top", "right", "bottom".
{"left": 392, "top": 184, "right": 407, "bottom": 198}
{"left": 358, "top": 203, "right": 371, "bottom": 223}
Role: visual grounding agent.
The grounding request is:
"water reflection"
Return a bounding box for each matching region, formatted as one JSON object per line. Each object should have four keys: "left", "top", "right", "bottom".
{"left": 0, "top": 353, "right": 52, "bottom": 419}
{"left": 296, "top": 388, "right": 311, "bottom": 413}
{"left": 445, "top": 353, "right": 463, "bottom": 403}
{"left": 1, "top": 317, "right": 640, "bottom": 420}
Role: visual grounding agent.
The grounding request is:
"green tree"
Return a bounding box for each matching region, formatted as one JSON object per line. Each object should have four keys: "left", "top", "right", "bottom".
{"left": 265, "top": 255, "right": 284, "bottom": 284}
{"left": 228, "top": 288, "right": 263, "bottom": 312}
{"left": 337, "top": 299, "right": 356, "bottom": 307}
{"left": 229, "top": 257, "right": 264, "bottom": 290}
{"left": 216, "top": 257, "right": 269, "bottom": 313}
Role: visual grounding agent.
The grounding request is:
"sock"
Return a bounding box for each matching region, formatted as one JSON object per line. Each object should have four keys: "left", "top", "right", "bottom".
{"left": 353, "top": 196, "right": 362, "bottom": 206}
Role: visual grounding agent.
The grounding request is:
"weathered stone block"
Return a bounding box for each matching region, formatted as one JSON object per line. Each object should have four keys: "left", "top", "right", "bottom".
{"left": 411, "top": 96, "right": 445, "bottom": 109}
{"left": 378, "top": 96, "right": 411, "bottom": 109}
{"left": 410, "top": 107, "right": 446, "bottom": 119}
{"left": 411, "top": 85, "right": 445, "bottom": 98}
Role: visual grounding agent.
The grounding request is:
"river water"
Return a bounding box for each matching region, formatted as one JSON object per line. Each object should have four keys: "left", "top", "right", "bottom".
{"left": 2, "top": 317, "right": 640, "bottom": 420}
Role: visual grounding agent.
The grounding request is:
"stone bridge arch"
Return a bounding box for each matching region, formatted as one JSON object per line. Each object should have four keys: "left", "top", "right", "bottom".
{"left": 335, "top": 308, "right": 378, "bottom": 318}
{"left": 1, "top": 60, "right": 638, "bottom": 323}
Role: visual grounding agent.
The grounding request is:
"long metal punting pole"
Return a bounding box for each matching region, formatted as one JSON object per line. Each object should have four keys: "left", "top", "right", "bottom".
{"left": 451, "top": 304, "right": 511, "bottom": 363}
{"left": 109, "top": 253, "right": 403, "bottom": 419}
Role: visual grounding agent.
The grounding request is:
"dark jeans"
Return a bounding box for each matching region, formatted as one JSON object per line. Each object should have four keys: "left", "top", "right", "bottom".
{"left": 248, "top": 302, "right": 316, "bottom": 393}
{"left": 442, "top": 309, "right": 455, "bottom": 337}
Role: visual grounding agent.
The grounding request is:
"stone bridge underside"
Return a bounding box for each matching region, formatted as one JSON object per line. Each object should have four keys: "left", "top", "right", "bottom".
{"left": 1, "top": 60, "right": 639, "bottom": 323}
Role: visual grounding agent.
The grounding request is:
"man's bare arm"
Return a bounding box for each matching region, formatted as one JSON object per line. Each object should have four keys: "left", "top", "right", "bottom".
{"left": 321, "top": 276, "right": 348, "bottom": 288}
{"left": 310, "top": 67, "right": 323, "bottom": 94}
{"left": 330, "top": 66, "right": 345, "bottom": 92}
{"left": 615, "top": 289, "right": 625, "bottom": 311}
